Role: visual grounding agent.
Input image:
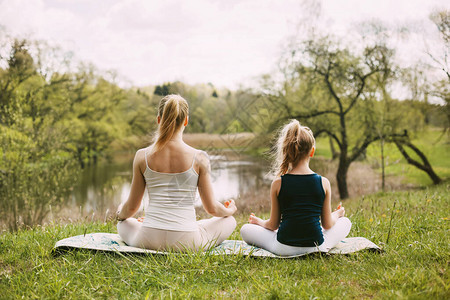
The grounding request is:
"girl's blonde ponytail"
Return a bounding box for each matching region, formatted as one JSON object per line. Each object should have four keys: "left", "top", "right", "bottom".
{"left": 272, "top": 120, "right": 315, "bottom": 177}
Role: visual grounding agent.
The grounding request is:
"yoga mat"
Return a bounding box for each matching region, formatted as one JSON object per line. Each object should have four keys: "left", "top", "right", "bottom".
{"left": 54, "top": 233, "right": 381, "bottom": 258}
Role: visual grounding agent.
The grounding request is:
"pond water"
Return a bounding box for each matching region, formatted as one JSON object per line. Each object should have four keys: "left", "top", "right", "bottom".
{"left": 68, "top": 152, "right": 273, "bottom": 217}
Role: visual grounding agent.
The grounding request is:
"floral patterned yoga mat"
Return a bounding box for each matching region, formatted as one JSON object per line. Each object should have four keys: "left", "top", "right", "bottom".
{"left": 54, "top": 233, "right": 381, "bottom": 258}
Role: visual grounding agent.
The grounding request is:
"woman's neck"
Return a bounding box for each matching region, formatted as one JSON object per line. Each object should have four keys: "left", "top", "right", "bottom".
{"left": 170, "top": 128, "right": 184, "bottom": 142}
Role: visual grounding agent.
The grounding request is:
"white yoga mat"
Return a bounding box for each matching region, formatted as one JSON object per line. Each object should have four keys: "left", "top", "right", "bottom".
{"left": 54, "top": 233, "right": 381, "bottom": 258}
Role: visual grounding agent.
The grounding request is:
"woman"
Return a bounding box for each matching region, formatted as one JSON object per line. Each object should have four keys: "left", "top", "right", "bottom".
{"left": 116, "top": 94, "right": 237, "bottom": 251}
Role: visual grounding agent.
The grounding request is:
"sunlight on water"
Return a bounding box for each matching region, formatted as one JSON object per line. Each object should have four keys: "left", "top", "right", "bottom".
{"left": 70, "top": 154, "right": 271, "bottom": 216}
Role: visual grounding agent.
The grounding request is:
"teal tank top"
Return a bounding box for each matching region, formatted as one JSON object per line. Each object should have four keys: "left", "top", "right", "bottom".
{"left": 276, "top": 173, "right": 325, "bottom": 247}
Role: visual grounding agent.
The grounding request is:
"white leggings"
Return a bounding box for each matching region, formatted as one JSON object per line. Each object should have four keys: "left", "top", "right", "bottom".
{"left": 117, "top": 216, "right": 236, "bottom": 252}
{"left": 240, "top": 217, "right": 351, "bottom": 256}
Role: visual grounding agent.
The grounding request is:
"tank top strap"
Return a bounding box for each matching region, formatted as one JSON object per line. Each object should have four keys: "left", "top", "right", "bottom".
{"left": 144, "top": 148, "right": 149, "bottom": 169}
{"left": 191, "top": 151, "right": 199, "bottom": 168}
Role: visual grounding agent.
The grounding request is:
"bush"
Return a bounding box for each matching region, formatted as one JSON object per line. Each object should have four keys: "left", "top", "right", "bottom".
{"left": 0, "top": 125, "right": 79, "bottom": 231}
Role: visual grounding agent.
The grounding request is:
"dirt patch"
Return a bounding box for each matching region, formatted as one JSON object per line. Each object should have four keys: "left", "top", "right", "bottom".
{"left": 0, "top": 261, "right": 12, "bottom": 277}
{"left": 323, "top": 159, "right": 415, "bottom": 198}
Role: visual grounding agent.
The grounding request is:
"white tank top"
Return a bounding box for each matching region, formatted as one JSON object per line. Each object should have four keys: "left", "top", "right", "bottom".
{"left": 141, "top": 149, "right": 199, "bottom": 231}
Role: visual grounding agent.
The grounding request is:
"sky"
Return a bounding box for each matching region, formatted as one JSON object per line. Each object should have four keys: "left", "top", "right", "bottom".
{"left": 0, "top": 0, "right": 448, "bottom": 89}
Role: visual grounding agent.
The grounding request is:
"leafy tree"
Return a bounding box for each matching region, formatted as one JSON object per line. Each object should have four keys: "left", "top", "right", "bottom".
{"left": 153, "top": 83, "right": 172, "bottom": 96}
{"left": 428, "top": 9, "right": 450, "bottom": 135}
{"left": 262, "top": 35, "right": 408, "bottom": 199}
{"left": 0, "top": 38, "right": 78, "bottom": 230}
{"left": 0, "top": 36, "right": 143, "bottom": 229}
{"left": 0, "top": 39, "right": 36, "bottom": 125}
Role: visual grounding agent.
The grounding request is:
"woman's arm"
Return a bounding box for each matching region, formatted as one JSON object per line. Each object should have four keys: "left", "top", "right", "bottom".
{"left": 116, "top": 149, "right": 146, "bottom": 221}
{"left": 248, "top": 178, "right": 281, "bottom": 231}
{"left": 320, "top": 176, "right": 345, "bottom": 229}
{"left": 197, "top": 151, "right": 237, "bottom": 217}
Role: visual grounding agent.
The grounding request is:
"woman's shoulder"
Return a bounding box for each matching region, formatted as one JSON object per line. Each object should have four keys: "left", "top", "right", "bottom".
{"left": 185, "top": 144, "right": 208, "bottom": 160}
{"left": 194, "top": 150, "right": 210, "bottom": 169}
{"left": 135, "top": 147, "right": 148, "bottom": 157}
{"left": 196, "top": 150, "right": 209, "bottom": 159}
{"left": 130, "top": 148, "right": 150, "bottom": 173}
{"left": 134, "top": 147, "right": 152, "bottom": 165}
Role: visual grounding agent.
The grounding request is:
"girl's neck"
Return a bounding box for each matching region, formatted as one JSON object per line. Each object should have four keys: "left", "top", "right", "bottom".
{"left": 289, "top": 159, "right": 314, "bottom": 175}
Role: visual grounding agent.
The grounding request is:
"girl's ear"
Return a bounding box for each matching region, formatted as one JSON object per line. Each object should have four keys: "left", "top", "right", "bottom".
{"left": 157, "top": 116, "right": 161, "bottom": 124}
{"left": 310, "top": 147, "right": 315, "bottom": 157}
{"left": 184, "top": 116, "right": 189, "bottom": 126}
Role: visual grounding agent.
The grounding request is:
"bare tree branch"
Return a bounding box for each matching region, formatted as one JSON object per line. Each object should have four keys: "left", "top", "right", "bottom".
{"left": 393, "top": 140, "right": 442, "bottom": 184}
{"left": 349, "top": 132, "right": 407, "bottom": 163}
{"left": 315, "top": 129, "right": 343, "bottom": 150}
{"left": 344, "top": 69, "right": 379, "bottom": 115}
{"left": 324, "top": 71, "right": 343, "bottom": 113}
{"left": 290, "top": 110, "right": 340, "bottom": 119}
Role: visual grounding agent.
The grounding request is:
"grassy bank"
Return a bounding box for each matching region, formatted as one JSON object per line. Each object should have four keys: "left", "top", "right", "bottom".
{"left": 366, "top": 128, "right": 450, "bottom": 185}
{"left": 315, "top": 127, "right": 450, "bottom": 187}
{"left": 1, "top": 184, "right": 448, "bottom": 299}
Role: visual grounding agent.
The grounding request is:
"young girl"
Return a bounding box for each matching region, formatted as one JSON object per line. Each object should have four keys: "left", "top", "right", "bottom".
{"left": 240, "top": 120, "right": 351, "bottom": 256}
{"left": 116, "top": 94, "right": 237, "bottom": 252}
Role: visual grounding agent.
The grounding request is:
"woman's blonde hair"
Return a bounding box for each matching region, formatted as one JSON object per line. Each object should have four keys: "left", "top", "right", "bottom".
{"left": 272, "top": 120, "right": 315, "bottom": 177}
{"left": 150, "top": 94, "right": 189, "bottom": 154}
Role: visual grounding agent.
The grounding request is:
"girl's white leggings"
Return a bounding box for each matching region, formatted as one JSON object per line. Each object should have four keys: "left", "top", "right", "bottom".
{"left": 240, "top": 217, "right": 351, "bottom": 256}
{"left": 117, "top": 216, "right": 236, "bottom": 252}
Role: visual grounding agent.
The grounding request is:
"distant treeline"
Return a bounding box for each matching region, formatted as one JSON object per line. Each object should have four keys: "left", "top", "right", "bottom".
{"left": 0, "top": 37, "right": 446, "bottom": 168}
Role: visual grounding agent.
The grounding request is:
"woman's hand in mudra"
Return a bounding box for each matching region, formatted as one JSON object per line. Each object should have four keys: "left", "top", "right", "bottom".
{"left": 224, "top": 199, "right": 237, "bottom": 216}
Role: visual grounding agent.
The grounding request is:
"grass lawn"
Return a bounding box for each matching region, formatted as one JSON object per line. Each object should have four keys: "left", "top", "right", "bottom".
{"left": 1, "top": 184, "right": 448, "bottom": 299}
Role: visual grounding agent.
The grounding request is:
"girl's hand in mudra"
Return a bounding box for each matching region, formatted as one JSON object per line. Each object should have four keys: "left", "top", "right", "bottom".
{"left": 248, "top": 213, "right": 263, "bottom": 226}
{"left": 336, "top": 207, "right": 345, "bottom": 218}
{"left": 333, "top": 202, "right": 345, "bottom": 218}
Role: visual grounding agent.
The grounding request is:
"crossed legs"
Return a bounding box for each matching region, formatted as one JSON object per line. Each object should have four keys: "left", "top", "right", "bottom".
{"left": 117, "top": 216, "right": 236, "bottom": 252}
{"left": 240, "top": 217, "right": 351, "bottom": 256}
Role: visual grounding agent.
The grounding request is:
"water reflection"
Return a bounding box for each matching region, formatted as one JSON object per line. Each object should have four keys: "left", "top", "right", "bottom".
{"left": 70, "top": 153, "right": 272, "bottom": 216}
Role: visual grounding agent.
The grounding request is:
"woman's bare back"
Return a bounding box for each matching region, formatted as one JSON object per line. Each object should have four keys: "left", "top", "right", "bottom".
{"left": 145, "top": 141, "right": 199, "bottom": 174}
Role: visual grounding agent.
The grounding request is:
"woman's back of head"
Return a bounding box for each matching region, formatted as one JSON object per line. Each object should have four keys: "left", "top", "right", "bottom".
{"left": 152, "top": 94, "right": 189, "bottom": 154}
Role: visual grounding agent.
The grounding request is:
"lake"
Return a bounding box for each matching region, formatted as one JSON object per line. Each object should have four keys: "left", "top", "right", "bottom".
{"left": 67, "top": 151, "right": 272, "bottom": 218}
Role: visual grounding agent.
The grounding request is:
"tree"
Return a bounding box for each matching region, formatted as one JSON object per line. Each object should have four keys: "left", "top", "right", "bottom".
{"left": 0, "top": 36, "right": 136, "bottom": 229}
{"left": 153, "top": 83, "right": 172, "bottom": 96}
{"left": 263, "top": 36, "right": 407, "bottom": 199}
{"left": 428, "top": 9, "right": 450, "bottom": 135}
{"left": 429, "top": 9, "right": 450, "bottom": 80}
{"left": 0, "top": 38, "right": 78, "bottom": 230}
{"left": 0, "top": 39, "right": 36, "bottom": 125}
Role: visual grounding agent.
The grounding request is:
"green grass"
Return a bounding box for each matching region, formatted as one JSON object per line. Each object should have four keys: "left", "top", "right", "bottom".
{"left": 315, "top": 136, "right": 334, "bottom": 159}
{"left": 1, "top": 184, "right": 449, "bottom": 299}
